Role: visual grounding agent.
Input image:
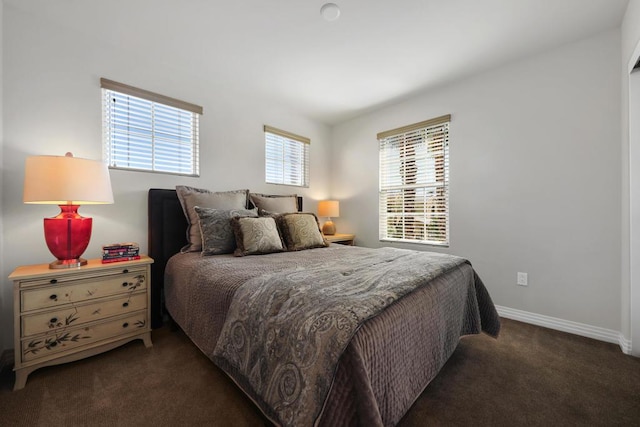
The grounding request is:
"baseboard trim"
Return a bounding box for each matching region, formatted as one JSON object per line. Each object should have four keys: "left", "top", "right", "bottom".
{"left": 618, "top": 334, "right": 632, "bottom": 355}
{"left": 496, "top": 305, "right": 631, "bottom": 355}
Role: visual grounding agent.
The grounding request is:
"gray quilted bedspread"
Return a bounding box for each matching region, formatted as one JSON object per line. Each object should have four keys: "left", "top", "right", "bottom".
{"left": 165, "top": 245, "right": 500, "bottom": 427}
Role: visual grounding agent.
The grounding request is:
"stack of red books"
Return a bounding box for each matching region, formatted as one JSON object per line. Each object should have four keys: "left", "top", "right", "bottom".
{"left": 101, "top": 242, "right": 140, "bottom": 264}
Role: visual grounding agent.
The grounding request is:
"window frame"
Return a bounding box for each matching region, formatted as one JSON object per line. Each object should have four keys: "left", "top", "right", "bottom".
{"left": 378, "top": 114, "right": 451, "bottom": 247}
{"left": 101, "top": 78, "right": 202, "bottom": 177}
{"left": 264, "top": 125, "right": 310, "bottom": 188}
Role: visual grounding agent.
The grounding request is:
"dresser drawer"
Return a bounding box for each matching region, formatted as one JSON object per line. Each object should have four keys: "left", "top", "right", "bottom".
{"left": 15, "top": 264, "right": 147, "bottom": 288}
{"left": 22, "top": 311, "right": 148, "bottom": 362}
{"left": 22, "top": 292, "right": 147, "bottom": 337}
{"left": 21, "top": 272, "right": 147, "bottom": 312}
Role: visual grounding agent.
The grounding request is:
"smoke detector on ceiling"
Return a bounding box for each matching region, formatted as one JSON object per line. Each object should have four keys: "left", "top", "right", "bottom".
{"left": 321, "top": 3, "right": 341, "bottom": 21}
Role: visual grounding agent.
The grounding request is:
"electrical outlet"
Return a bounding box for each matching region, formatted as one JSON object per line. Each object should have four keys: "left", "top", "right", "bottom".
{"left": 517, "top": 272, "right": 528, "bottom": 286}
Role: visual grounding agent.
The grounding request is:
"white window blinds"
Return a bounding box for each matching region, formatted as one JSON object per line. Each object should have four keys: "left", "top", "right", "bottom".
{"left": 101, "top": 78, "right": 202, "bottom": 176}
{"left": 378, "top": 115, "right": 450, "bottom": 246}
{"left": 264, "top": 125, "right": 310, "bottom": 187}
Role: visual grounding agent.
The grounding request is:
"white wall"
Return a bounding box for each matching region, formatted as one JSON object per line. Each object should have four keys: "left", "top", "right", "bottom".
{"left": 331, "top": 30, "right": 622, "bottom": 332}
{"left": 0, "top": 6, "right": 332, "bottom": 349}
{"left": 1, "top": 4, "right": 632, "bottom": 353}
{"left": 0, "top": 0, "right": 5, "bottom": 356}
{"left": 622, "top": 0, "right": 640, "bottom": 356}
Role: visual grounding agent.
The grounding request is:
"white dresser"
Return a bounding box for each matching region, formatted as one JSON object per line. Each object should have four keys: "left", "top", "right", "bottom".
{"left": 9, "top": 256, "right": 153, "bottom": 390}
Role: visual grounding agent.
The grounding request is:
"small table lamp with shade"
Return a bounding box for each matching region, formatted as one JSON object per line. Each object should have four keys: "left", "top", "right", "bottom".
{"left": 23, "top": 152, "right": 114, "bottom": 269}
{"left": 318, "top": 200, "right": 339, "bottom": 235}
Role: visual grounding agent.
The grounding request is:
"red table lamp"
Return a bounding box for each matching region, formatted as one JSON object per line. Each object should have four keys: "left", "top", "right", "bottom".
{"left": 23, "top": 153, "right": 114, "bottom": 269}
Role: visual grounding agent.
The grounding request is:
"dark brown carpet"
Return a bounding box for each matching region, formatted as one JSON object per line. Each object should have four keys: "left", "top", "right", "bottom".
{"left": 0, "top": 318, "right": 638, "bottom": 426}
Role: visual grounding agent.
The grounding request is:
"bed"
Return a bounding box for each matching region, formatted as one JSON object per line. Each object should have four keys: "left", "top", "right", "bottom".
{"left": 148, "top": 188, "right": 500, "bottom": 427}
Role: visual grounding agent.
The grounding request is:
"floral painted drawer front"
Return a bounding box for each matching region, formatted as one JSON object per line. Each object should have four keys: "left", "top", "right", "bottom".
{"left": 22, "top": 292, "right": 147, "bottom": 337}
{"left": 21, "top": 272, "right": 146, "bottom": 311}
{"left": 21, "top": 311, "right": 147, "bottom": 362}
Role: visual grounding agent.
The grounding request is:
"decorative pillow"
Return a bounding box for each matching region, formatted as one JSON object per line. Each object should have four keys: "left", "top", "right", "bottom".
{"left": 257, "top": 208, "right": 281, "bottom": 217}
{"left": 277, "top": 213, "right": 328, "bottom": 251}
{"left": 231, "top": 216, "right": 285, "bottom": 256}
{"left": 176, "top": 186, "right": 249, "bottom": 252}
{"left": 195, "top": 206, "right": 258, "bottom": 256}
{"left": 249, "top": 193, "right": 298, "bottom": 214}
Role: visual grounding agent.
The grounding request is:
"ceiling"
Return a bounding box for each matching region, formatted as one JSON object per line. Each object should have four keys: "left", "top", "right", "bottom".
{"left": 5, "top": 0, "right": 630, "bottom": 125}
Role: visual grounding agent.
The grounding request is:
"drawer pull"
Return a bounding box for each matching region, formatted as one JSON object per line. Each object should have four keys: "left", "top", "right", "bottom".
{"left": 50, "top": 317, "right": 58, "bottom": 324}
{"left": 122, "top": 269, "right": 129, "bottom": 274}
{"left": 122, "top": 302, "right": 129, "bottom": 308}
{"left": 49, "top": 294, "right": 57, "bottom": 300}
{"left": 50, "top": 279, "right": 58, "bottom": 284}
{"left": 122, "top": 322, "right": 129, "bottom": 328}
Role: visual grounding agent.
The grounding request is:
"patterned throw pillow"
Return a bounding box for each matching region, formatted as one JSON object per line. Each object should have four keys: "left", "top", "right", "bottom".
{"left": 231, "top": 216, "right": 285, "bottom": 256}
{"left": 195, "top": 207, "right": 258, "bottom": 256}
{"left": 176, "top": 186, "right": 249, "bottom": 252}
{"left": 278, "top": 213, "right": 328, "bottom": 251}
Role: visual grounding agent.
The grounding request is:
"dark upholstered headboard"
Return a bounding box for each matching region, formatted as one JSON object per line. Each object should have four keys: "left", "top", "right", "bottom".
{"left": 148, "top": 189, "right": 188, "bottom": 328}
{"left": 147, "top": 188, "right": 302, "bottom": 328}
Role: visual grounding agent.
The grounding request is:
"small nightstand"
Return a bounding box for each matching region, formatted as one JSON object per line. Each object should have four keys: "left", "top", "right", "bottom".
{"left": 9, "top": 256, "right": 154, "bottom": 390}
{"left": 324, "top": 233, "right": 355, "bottom": 246}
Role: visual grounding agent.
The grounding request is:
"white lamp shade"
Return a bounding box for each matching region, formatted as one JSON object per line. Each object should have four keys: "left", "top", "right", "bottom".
{"left": 318, "top": 200, "right": 339, "bottom": 218}
{"left": 24, "top": 154, "right": 114, "bottom": 205}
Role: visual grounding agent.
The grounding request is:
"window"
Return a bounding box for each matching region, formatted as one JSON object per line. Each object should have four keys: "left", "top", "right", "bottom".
{"left": 378, "top": 115, "right": 450, "bottom": 246}
{"left": 101, "top": 78, "right": 202, "bottom": 176}
{"left": 264, "top": 125, "right": 310, "bottom": 187}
